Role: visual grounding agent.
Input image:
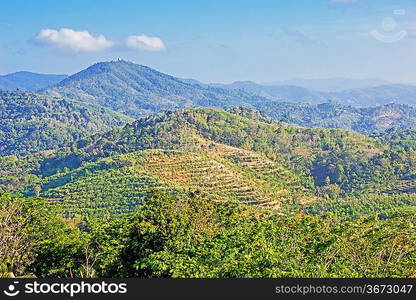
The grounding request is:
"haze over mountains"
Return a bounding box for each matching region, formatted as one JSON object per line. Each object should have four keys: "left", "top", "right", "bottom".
{"left": 264, "top": 78, "right": 391, "bottom": 92}
{"left": 0, "top": 71, "right": 68, "bottom": 91}
{"left": 210, "top": 80, "right": 416, "bottom": 107}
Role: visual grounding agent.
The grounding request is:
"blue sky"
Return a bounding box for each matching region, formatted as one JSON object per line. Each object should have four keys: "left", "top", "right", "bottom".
{"left": 1, "top": 0, "right": 415, "bottom": 83}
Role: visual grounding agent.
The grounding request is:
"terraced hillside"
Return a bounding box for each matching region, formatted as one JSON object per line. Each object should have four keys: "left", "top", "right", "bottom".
{"left": 20, "top": 143, "right": 313, "bottom": 216}
{"left": 62, "top": 107, "right": 383, "bottom": 176}
{"left": 381, "top": 180, "right": 416, "bottom": 195}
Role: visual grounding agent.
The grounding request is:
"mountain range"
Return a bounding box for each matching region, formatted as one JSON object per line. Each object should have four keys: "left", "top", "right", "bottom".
{"left": 210, "top": 80, "right": 416, "bottom": 107}
{"left": 263, "top": 78, "right": 391, "bottom": 92}
{"left": 2, "top": 62, "right": 415, "bottom": 111}
{"left": 0, "top": 71, "right": 68, "bottom": 91}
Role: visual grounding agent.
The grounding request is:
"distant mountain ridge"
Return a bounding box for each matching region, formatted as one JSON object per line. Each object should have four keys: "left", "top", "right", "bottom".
{"left": 264, "top": 78, "right": 391, "bottom": 92}
{"left": 255, "top": 101, "right": 416, "bottom": 135}
{"left": 34, "top": 60, "right": 416, "bottom": 118}
{"left": 326, "top": 84, "right": 416, "bottom": 107}
{"left": 0, "top": 59, "right": 410, "bottom": 136}
{"left": 5, "top": 61, "right": 415, "bottom": 111}
{"left": 0, "top": 71, "right": 68, "bottom": 91}
{"left": 209, "top": 80, "right": 416, "bottom": 107}
{"left": 210, "top": 81, "right": 327, "bottom": 103}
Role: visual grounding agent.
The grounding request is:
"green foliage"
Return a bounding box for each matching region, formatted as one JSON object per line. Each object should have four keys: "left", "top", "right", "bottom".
{"left": 106, "top": 194, "right": 416, "bottom": 278}
{"left": 302, "top": 193, "right": 416, "bottom": 221}
{"left": 0, "top": 91, "right": 132, "bottom": 156}
{"left": 3, "top": 192, "right": 416, "bottom": 278}
{"left": 5, "top": 107, "right": 416, "bottom": 217}
{"left": 0, "top": 194, "right": 69, "bottom": 277}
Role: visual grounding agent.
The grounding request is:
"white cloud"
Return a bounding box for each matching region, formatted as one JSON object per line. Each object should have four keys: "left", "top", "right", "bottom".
{"left": 125, "top": 34, "right": 166, "bottom": 51}
{"left": 34, "top": 28, "right": 113, "bottom": 53}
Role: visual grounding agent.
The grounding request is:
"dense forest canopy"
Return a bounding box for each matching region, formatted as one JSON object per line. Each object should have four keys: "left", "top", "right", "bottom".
{"left": 0, "top": 91, "right": 132, "bottom": 156}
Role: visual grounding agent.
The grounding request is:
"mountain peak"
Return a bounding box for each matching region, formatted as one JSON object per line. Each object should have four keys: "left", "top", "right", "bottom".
{"left": 84, "top": 59, "right": 145, "bottom": 73}
{"left": 44, "top": 60, "right": 258, "bottom": 118}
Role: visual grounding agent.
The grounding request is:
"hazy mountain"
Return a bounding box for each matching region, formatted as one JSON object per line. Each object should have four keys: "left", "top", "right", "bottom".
{"left": 0, "top": 71, "right": 68, "bottom": 91}
{"left": 38, "top": 61, "right": 416, "bottom": 118}
{"left": 178, "top": 78, "right": 206, "bottom": 86}
{"left": 0, "top": 91, "right": 132, "bottom": 156}
{"left": 211, "top": 81, "right": 326, "bottom": 103}
{"left": 210, "top": 81, "right": 416, "bottom": 107}
{"left": 326, "top": 84, "right": 416, "bottom": 107}
{"left": 265, "top": 78, "right": 391, "bottom": 92}
{"left": 254, "top": 102, "right": 416, "bottom": 135}
{"left": 43, "top": 60, "right": 262, "bottom": 118}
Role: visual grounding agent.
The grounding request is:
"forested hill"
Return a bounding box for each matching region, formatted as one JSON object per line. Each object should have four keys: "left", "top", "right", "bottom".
{"left": 2, "top": 106, "right": 400, "bottom": 216}
{"left": 0, "top": 91, "right": 132, "bottom": 156}
{"left": 43, "top": 60, "right": 263, "bottom": 118}
{"left": 55, "top": 106, "right": 380, "bottom": 170}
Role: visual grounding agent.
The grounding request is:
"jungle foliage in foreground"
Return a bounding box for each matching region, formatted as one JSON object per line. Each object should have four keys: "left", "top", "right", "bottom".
{"left": 2, "top": 192, "right": 416, "bottom": 278}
